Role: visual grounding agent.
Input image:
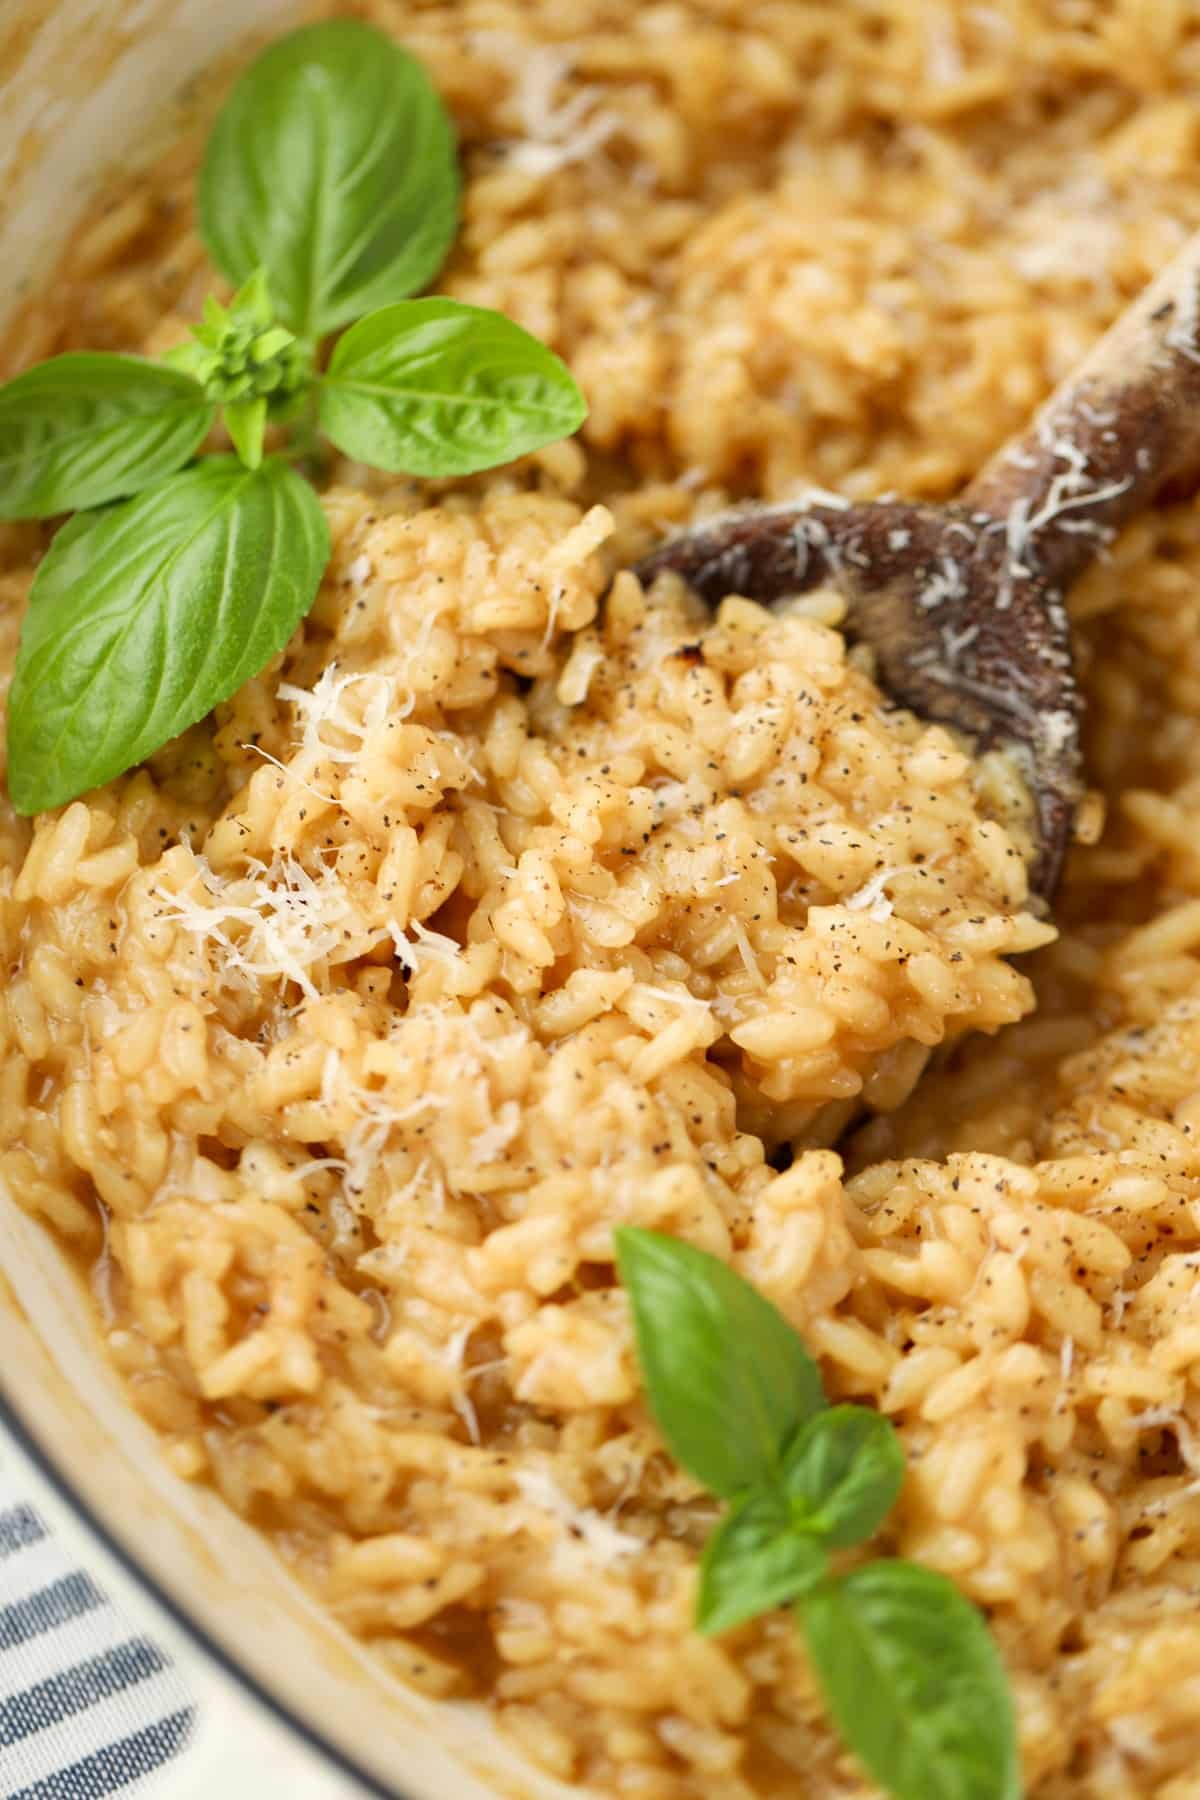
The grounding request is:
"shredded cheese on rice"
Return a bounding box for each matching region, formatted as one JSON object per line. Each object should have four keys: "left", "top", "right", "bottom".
{"left": 5, "top": 3, "right": 1200, "bottom": 1794}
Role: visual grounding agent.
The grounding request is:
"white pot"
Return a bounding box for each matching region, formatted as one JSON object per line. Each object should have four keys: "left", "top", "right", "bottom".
{"left": 0, "top": 9, "right": 575, "bottom": 1797}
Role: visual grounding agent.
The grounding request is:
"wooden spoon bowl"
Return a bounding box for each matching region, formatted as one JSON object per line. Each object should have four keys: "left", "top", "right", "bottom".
{"left": 637, "top": 235, "right": 1200, "bottom": 900}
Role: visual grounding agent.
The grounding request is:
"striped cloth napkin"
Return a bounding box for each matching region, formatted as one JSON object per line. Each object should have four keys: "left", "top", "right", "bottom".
{"left": 0, "top": 1427, "right": 374, "bottom": 1799}
{"left": 0, "top": 1459, "right": 195, "bottom": 1798}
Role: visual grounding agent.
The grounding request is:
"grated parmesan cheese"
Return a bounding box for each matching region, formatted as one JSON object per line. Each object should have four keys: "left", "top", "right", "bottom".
{"left": 514, "top": 1468, "right": 642, "bottom": 1570}
{"left": 155, "top": 855, "right": 382, "bottom": 1001}
{"left": 844, "top": 863, "right": 927, "bottom": 923}
{"left": 278, "top": 663, "right": 412, "bottom": 766}
{"left": 470, "top": 1099, "right": 522, "bottom": 1165}
{"left": 1005, "top": 167, "right": 1122, "bottom": 293}
{"left": 1059, "top": 1335, "right": 1074, "bottom": 1383}
{"left": 341, "top": 1090, "right": 449, "bottom": 1200}
{"left": 730, "top": 915, "right": 766, "bottom": 987}
{"left": 473, "top": 34, "right": 622, "bottom": 177}
{"left": 388, "top": 918, "right": 463, "bottom": 974}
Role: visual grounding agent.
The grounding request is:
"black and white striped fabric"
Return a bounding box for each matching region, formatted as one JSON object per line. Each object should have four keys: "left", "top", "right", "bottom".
{"left": 0, "top": 1474, "right": 193, "bottom": 1798}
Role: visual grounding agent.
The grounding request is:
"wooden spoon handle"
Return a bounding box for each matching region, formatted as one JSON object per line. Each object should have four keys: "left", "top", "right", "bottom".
{"left": 963, "top": 230, "right": 1200, "bottom": 589}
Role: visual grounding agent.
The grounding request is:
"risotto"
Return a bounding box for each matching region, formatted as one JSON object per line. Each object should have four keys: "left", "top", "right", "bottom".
{"left": 4, "top": 2, "right": 1200, "bottom": 1796}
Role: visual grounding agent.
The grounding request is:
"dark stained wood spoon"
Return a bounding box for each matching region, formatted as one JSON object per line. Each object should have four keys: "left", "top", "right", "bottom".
{"left": 637, "top": 233, "right": 1200, "bottom": 901}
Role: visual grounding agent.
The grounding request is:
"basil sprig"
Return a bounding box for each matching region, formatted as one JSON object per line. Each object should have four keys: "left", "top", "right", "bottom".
{"left": 2, "top": 20, "right": 586, "bottom": 816}
{"left": 615, "top": 1228, "right": 1020, "bottom": 1800}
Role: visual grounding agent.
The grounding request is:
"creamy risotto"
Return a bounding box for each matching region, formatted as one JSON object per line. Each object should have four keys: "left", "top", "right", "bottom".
{"left": 3, "top": 3, "right": 1200, "bottom": 1795}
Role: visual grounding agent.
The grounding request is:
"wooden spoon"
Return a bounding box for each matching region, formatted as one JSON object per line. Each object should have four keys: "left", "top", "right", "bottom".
{"left": 637, "top": 234, "right": 1200, "bottom": 900}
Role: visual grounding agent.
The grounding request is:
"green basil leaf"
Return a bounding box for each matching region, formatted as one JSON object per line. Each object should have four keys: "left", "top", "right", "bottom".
{"left": 0, "top": 354, "right": 214, "bottom": 520}
{"left": 697, "top": 1492, "right": 828, "bottom": 1637}
{"left": 199, "top": 20, "right": 459, "bottom": 339}
{"left": 783, "top": 1405, "right": 905, "bottom": 1548}
{"left": 319, "top": 299, "right": 588, "bottom": 477}
{"left": 799, "top": 1563, "right": 1021, "bottom": 1800}
{"left": 7, "top": 457, "right": 329, "bottom": 814}
{"left": 614, "top": 1227, "right": 825, "bottom": 1499}
{"left": 224, "top": 398, "right": 267, "bottom": 470}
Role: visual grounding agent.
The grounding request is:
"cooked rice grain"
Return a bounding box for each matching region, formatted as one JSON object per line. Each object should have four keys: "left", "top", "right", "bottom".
{"left": 6, "top": 3, "right": 1200, "bottom": 1796}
